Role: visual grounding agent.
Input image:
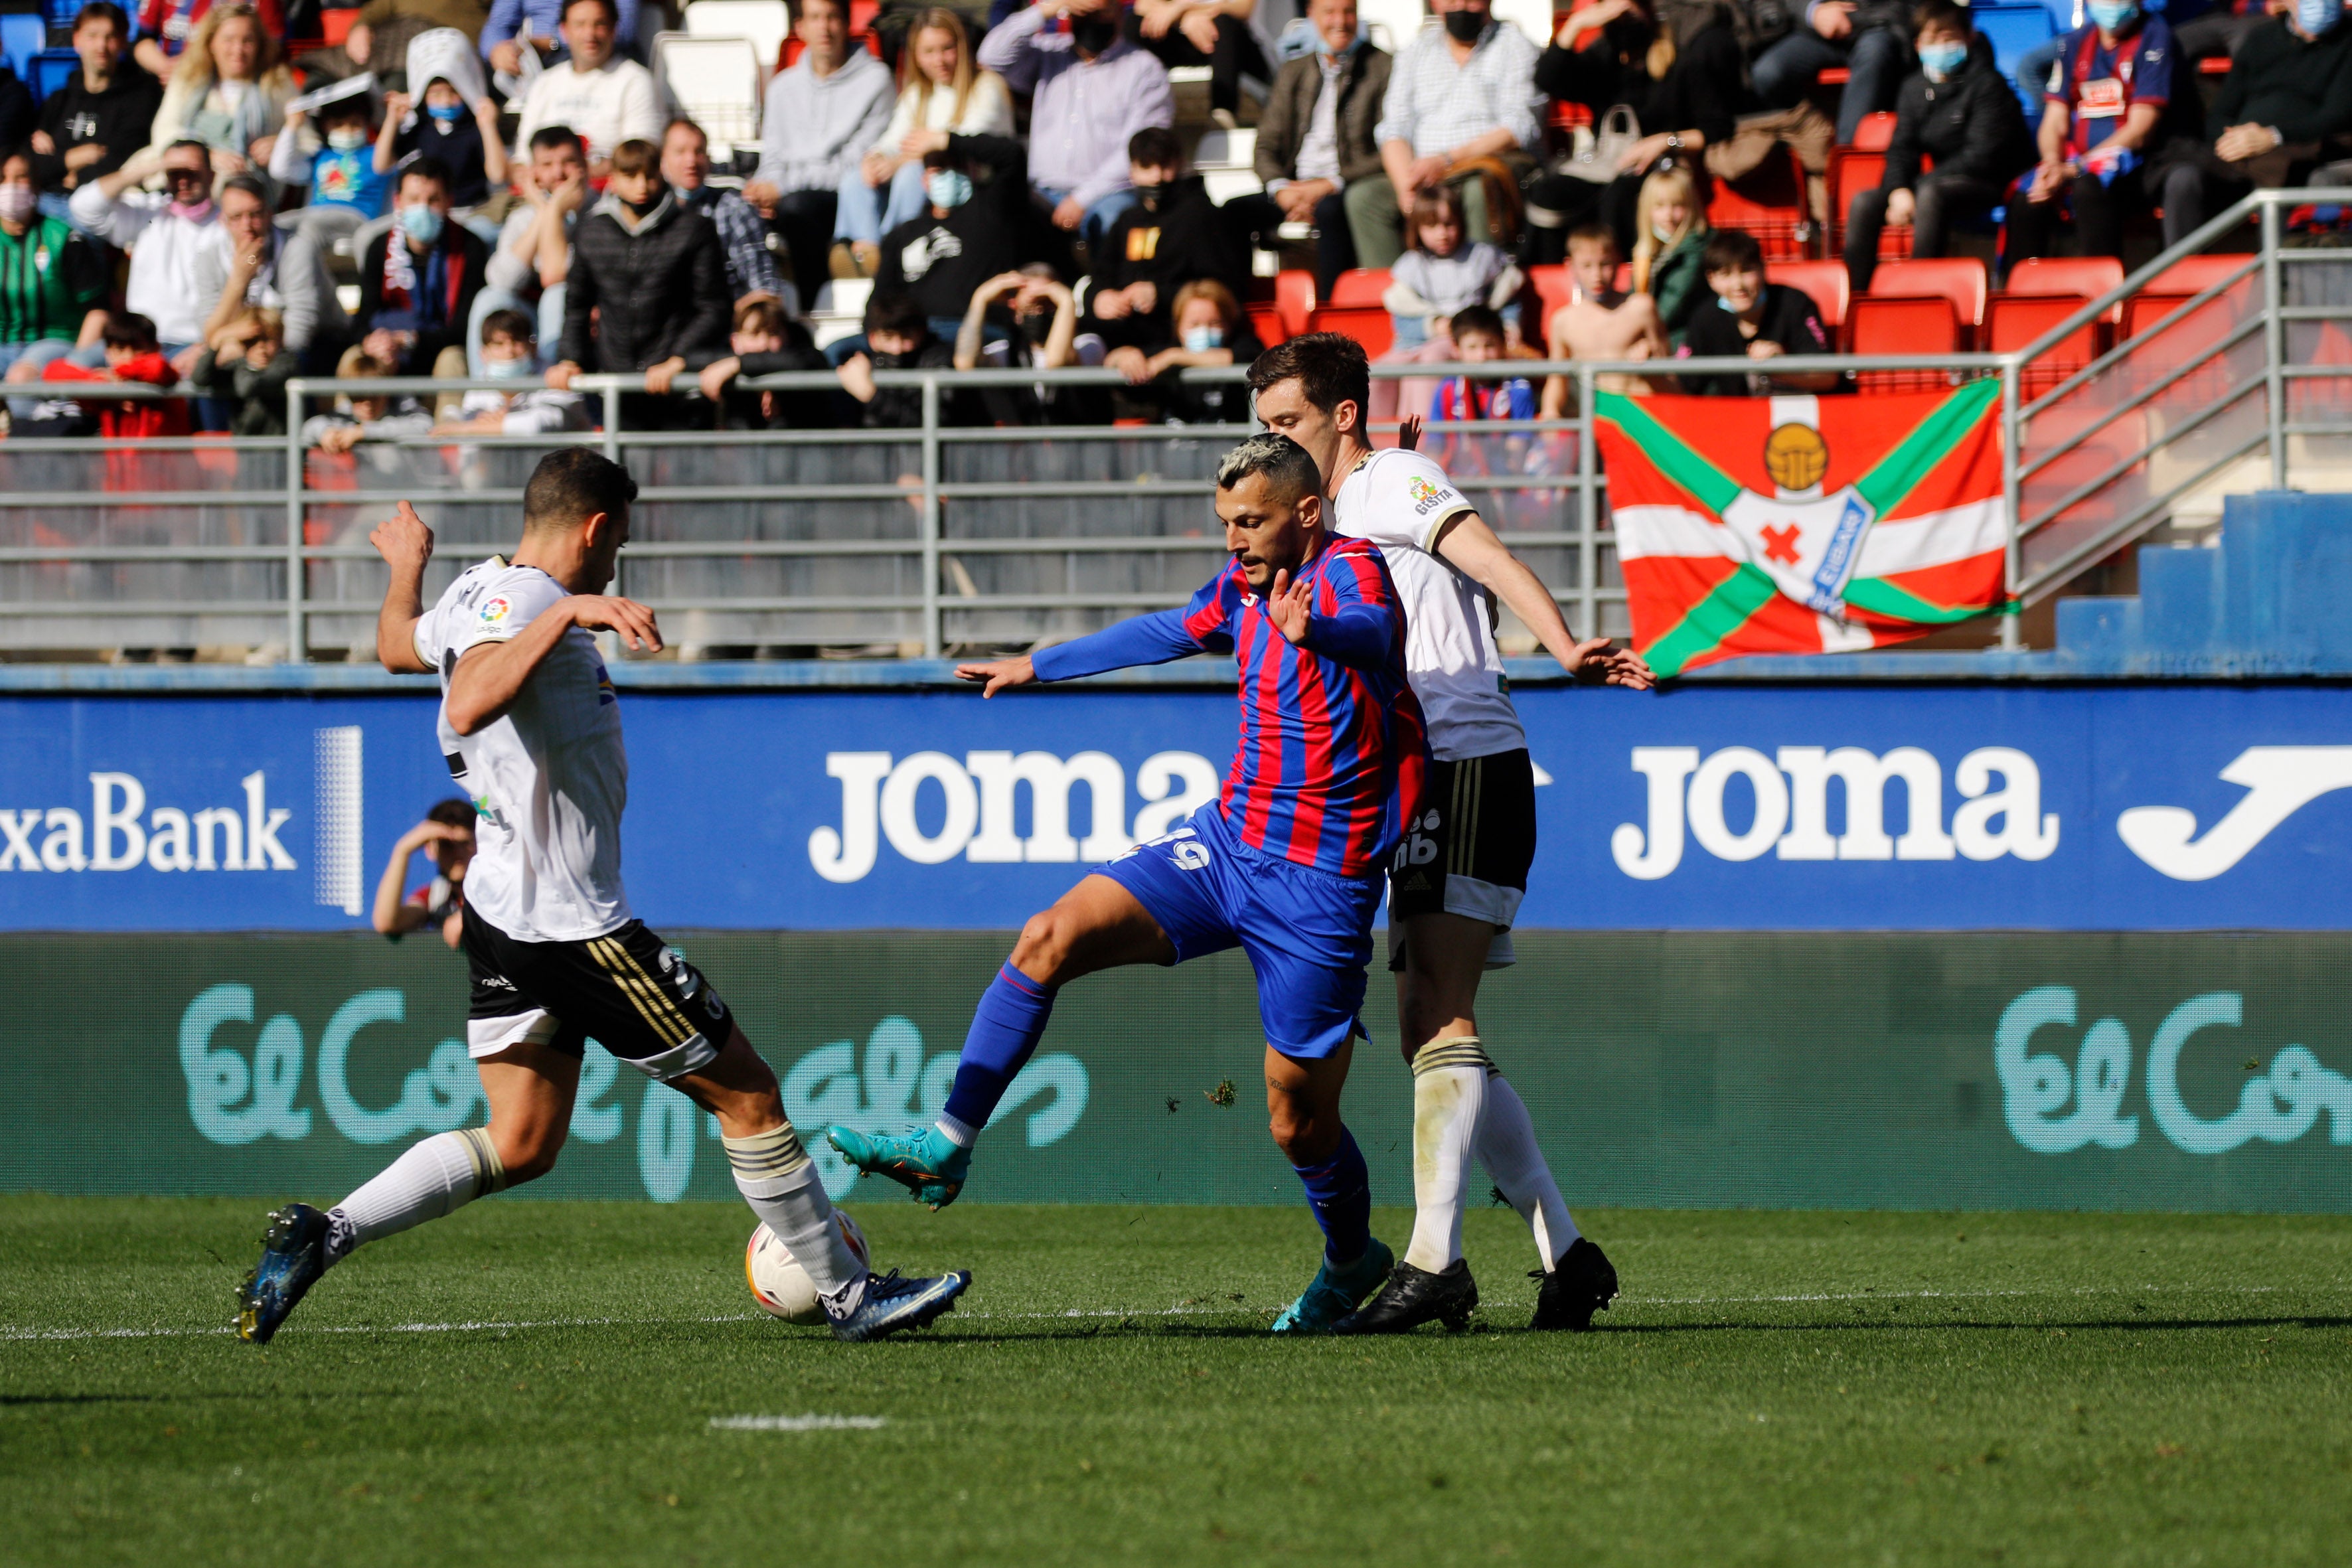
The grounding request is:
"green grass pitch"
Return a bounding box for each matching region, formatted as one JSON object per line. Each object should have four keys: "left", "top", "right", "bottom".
{"left": 6, "top": 1196, "right": 2351, "bottom": 1567}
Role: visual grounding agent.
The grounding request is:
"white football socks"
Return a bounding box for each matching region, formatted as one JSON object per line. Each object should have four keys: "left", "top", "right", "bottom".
{"left": 1401, "top": 1035, "right": 1492, "bottom": 1273}
{"left": 1475, "top": 1070, "right": 1581, "bottom": 1271}
{"left": 724, "top": 1123, "right": 867, "bottom": 1314}
{"left": 327, "top": 1127, "right": 506, "bottom": 1263}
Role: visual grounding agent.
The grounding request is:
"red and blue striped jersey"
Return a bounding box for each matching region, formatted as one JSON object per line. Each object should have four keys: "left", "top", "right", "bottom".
{"left": 1032, "top": 534, "right": 1429, "bottom": 879}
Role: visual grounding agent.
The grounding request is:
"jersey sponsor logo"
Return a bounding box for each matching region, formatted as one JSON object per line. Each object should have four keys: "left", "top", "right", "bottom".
{"left": 1407, "top": 475, "right": 1451, "bottom": 514}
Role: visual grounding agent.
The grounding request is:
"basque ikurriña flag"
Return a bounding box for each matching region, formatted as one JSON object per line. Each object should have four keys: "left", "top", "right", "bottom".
{"left": 1594, "top": 378, "right": 2009, "bottom": 678}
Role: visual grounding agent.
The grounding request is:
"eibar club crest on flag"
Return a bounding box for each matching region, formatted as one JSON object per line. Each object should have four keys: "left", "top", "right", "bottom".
{"left": 1595, "top": 379, "right": 2009, "bottom": 677}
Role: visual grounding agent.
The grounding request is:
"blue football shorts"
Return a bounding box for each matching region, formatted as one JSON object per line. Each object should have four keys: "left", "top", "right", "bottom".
{"left": 1095, "top": 804, "right": 1381, "bottom": 1059}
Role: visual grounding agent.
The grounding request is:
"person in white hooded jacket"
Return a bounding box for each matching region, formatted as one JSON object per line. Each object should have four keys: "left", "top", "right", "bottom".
{"left": 69, "top": 139, "right": 226, "bottom": 371}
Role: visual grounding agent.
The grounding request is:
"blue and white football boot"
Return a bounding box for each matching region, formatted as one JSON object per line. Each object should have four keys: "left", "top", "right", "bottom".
{"left": 1270, "top": 1237, "right": 1395, "bottom": 1334}
{"left": 827, "top": 1125, "right": 971, "bottom": 1210}
{"left": 824, "top": 1268, "right": 973, "bottom": 1342}
{"left": 236, "top": 1203, "right": 331, "bottom": 1344}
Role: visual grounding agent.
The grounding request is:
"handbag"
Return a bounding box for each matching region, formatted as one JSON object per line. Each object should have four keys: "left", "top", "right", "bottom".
{"left": 1556, "top": 104, "right": 1642, "bottom": 185}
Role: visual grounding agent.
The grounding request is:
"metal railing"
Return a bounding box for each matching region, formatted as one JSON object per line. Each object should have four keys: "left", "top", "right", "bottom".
{"left": 0, "top": 185, "right": 2341, "bottom": 663}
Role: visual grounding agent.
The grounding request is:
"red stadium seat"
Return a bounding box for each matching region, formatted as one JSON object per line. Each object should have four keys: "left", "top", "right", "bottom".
{"left": 1246, "top": 300, "right": 1289, "bottom": 349}
{"left": 1766, "top": 259, "right": 1849, "bottom": 330}
{"left": 1275, "top": 269, "right": 1316, "bottom": 340}
{"left": 1707, "top": 148, "right": 1812, "bottom": 260}
{"left": 1869, "top": 256, "right": 1988, "bottom": 337}
{"left": 1528, "top": 264, "right": 1573, "bottom": 338}
{"left": 1988, "top": 293, "right": 2102, "bottom": 396}
{"left": 1614, "top": 260, "right": 1632, "bottom": 293}
{"left": 1306, "top": 303, "right": 1395, "bottom": 358}
{"left": 2122, "top": 254, "right": 2260, "bottom": 342}
{"left": 1847, "top": 294, "right": 1962, "bottom": 391}
{"left": 1327, "top": 268, "right": 1391, "bottom": 307}
{"left": 1850, "top": 112, "right": 1897, "bottom": 152}
{"left": 2005, "top": 256, "right": 2125, "bottom": 325}
{"left": 1818, "top": 66, "right": 1851, "bottom": 84}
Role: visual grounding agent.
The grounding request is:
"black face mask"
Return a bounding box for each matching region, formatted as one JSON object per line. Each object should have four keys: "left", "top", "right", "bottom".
{"left": 1442, "top": 7, "right": 1486, "bottom": 42}
{"left": 1071, "top": 15, "right": 1119, "bottom": 54}
{"left": 1018, "top": 310, "right": 1054, "bottom": 346}
{"left": 1132, "top": 181, "right": 1163, "bottom": 208}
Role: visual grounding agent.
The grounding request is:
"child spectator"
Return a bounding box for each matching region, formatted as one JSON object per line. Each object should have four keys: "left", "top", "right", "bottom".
{"left": 1107, "top": 275, "right": 1255, "bottom": 424}
{"left": 958, "top": 266, "right": 1100, "bottom": 424}
{"left": 697, "top": 295, "right": 834, "bottom": 429}
{"left": 186, "top": 305, "right": 293, "bottom": 434}
{"left": 1383, "top": 183, "right": 1520, "bottom": 351}
{"left": 143, "top": 5, "right": 295, "bottom": 181}
{"left": 1676, "top": 229, "right": 1837, "bottom": 398}
{"left": 836, "top": 286, "right": 965, "bottom": 428}
{"left": 380, "top": 30, "right": 508, "bottom": 214}
{"left": 270, "top": 75, "right": 390, "bottom": 251}
{"left": 305, "top": 349, "right": 433, "bottom": 451}
{"left": 1539, "top": 223, "right": 1665, "bottom": 414}
{"left": 31, "top": 3, "right": 162, "bottom": 224}
{"left": 1630, "top": 164, "right": 1709, "bottom": 347}
{"left": 437, "top": 307, "right": 590, "bottom": 435}
{"left": 36, "top": 311, "right": 192, "bottom": 437}
{"left": 1429, "top": 303, "right": 1535, "bottom": 422}
{"left": 837, "top": 8, "right": 1016, "bottom": 279}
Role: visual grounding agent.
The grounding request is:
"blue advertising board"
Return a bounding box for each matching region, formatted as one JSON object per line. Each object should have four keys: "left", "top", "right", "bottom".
{"left": 0, "top": 680, "right": 2346, "bottom": 931}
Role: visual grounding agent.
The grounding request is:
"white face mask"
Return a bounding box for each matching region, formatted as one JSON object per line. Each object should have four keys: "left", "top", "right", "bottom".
{"left": 1650, "top": 216, "right": 1680, "bottom": 242}
{"left": 327, "top": 127, "right": 368, "bottom": 151}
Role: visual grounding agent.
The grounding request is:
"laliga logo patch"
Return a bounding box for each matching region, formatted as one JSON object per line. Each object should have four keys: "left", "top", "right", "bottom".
{"left": 478, "top": 595, "right": 512, "bottom": 625}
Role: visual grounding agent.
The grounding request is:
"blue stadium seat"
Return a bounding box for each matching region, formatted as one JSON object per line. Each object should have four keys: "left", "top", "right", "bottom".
{"left": 0, "top": 14, "right": 46, "bottom": 84}
{"left": 29, "top": 46, "right": 76, "bottom": 102}
{"left": 1970, "top": 3, "right": 2057, "bottom": 118}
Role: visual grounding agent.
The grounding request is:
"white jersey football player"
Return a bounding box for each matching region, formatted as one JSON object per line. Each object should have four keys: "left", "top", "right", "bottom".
{"left": 236, "top": 450, "right": 969, "bottom": 1345}
{"left": 1249, "top": 333, "right": 1653, "bottom": 1334}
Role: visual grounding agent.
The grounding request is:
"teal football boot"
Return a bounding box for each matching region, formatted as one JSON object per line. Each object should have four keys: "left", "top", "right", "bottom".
{"left": 1271, "top": 1237, "right": 1395, "bottom": 1334}
{"left": 827, "top": 1125, "right": 972, "bottom": 1210}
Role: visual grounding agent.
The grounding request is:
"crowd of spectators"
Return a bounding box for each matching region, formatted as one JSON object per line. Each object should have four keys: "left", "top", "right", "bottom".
{"left": 0, "top": 0, "right": 2345, "bottom": 441}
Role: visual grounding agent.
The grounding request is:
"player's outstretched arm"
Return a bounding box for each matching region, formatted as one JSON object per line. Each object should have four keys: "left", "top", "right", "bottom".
{"left": 961, "top": 608, "right": 1210, "bottom": 694}
{"left": 370, "top": 500, "right": 436, "bottom": 674}
{"left": 1433, "top": 512, "right": 1656, "bottom": 690}
{"left": 444, "top": 595, "right": 663, "bottom": 736}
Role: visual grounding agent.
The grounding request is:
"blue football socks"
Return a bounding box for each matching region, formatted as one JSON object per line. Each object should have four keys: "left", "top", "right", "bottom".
{"left": 939, "top": 963, "right": 1058, "bottom": 1138}
{"left": 1291, "top": 1126, "right": 1373, "bottom": 1267}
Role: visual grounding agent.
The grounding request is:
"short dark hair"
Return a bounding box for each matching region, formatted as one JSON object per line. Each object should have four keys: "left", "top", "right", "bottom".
{"left": 426, "top": 798, "right": 477, "bottom": 830}
{"left": 1245, "top": 333, "right": 1371, "bottom": 427}
{"left": 164, "top": 138, "right": 211, "bottom": 163}
{"left": 1449, "top": 303, "right": 1505, "bottom": 343}
{"left": 608, "top": 138, "right": 659, "bottom": 178}
{"left": 1567, "top": 222, "right": 1618, "bottom": 254}
{"left": 1701, "top": 228, "right": 1764, "bottom": 276}
{"left": 524, "top": 448, "right": 638, "bottom": 533}
{"left": 528, "top": 124, "right": 585, "bottom": 157}
{"left": 1215, "top": 431, "right": 1322, "bottom": 509}
{"left": 562, "top": 0, "right": 618, "bottom": 25}
{"left": 102, "top": 311, "right": 157, "bottom": 352}
{"left": 72, "top": 1, "right": 127, "bottom": 34}
{"left": 1913, "top": 0, "right": 1970, "bottom": 36}
{"left": 218, "top": 173, "right": 270, "bottom": 208}
{"left": 1127, "top": 125, "right": 1182, "bottom": 169}
{"left": 663, "top": 116, "right": 706, "bottom": 147}
{"left": 481, "top": 307, "right": 536, "bottom": 345}
{"left": 864, "top": 287, "right": 928, "bottom": 341}
{"left": 400, "top": 156, "right": 453, "bottom": 196}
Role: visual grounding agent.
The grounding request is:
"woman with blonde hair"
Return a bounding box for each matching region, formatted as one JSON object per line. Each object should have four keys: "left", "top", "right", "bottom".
{"left": 145, "top": 3, "right": 293, "bottom": 181}
{"left": 832, "top": 7, "right": 1014, "bottom": 277}
{"left": 1630, "top": 164, "right": 1709, "bottom": 345}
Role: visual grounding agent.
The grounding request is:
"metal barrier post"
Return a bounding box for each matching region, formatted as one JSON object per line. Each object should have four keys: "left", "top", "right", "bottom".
{"left": 2263, "top": 197, "right": 2287, "bottom": 488}
{"left": 602, "top": 384, "right": 623, "bottom": 600}
{"left": 2001, "top": 360, "right": 2021, "bottom": 652}
{"left": 1577, "top": 364, "right": 1599, "bottom": 640}
{"left": 921, "top": 375, "right": 941, "bottom": 658}
{"left": 284, "top": 377, "right": 306, "bottom": 661}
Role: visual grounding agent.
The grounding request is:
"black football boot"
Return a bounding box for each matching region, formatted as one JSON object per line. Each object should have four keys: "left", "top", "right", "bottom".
{"left": 1332, "top": 1258, "right": 1480, "bottom": 1334}
{"left": 1530, "top": 1237, "right": 1618, "bottom": 1332}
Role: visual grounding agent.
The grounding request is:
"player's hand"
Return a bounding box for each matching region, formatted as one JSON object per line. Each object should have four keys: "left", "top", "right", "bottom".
{"left": 955, "top": 654, "right": 1036, "bottom": 696}
{"left": 1565, "top": 638, "right": 1656, "bottom": 690}
{"left": 1397, "top": 413, "right": 1423, "bottom": 451}
{"left": 370, "top": 499, "right": 435, "bottom": 573}
{"left": 561, "top": 594, "right": 663, "bottom": 652}
{"left": 1604, "top": 646, "right": 1657, "bottom": 688}
{"left": 1266, "top": 568, "right": 1314, "bottom": 645}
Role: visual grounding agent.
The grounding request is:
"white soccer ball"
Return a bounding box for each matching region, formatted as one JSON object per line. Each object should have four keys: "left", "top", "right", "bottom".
{"left": 745, "top": 1212, "right": 870, "bottom": 1325}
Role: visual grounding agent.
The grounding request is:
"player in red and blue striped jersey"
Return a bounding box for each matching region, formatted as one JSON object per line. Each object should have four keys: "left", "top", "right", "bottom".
{"left": 830, "top": 432, "right": 1431, "bottom": 1333}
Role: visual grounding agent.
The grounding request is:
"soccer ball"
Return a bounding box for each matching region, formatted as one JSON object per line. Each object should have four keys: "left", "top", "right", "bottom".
{"left": 744, "top": 1212, "right": 870, "bottom": 1325}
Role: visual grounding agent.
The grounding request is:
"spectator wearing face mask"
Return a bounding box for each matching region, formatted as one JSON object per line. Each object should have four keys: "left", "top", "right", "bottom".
{"left": 1368, "top": 0, "right": 1543, "bottom": 266}
{"left": 377, "top": 35, "right": 509, "bottom": 214}
{"left": 1083, "top": 126, "right": 1251, "bottom": 363}
{"left": 1842, "top": 2, "right": 2034, "bottom": 293}
{"left": 836, "top": 285, "right": 975, "bottom": 427}
{"left": 742, "top": 0, "right": 897, "bottom": 308}
{"left": 31, "top": 3, "right": 162, "bottom": 227}
{"left": 1103, "top": 274, "right": 1255, "bottom": 423}
{"left": 69, "top": 139, "right": 226, "bottom": 370}
{"left": 957, "top": 266, "right": 1106, "bottom": 424}
{"left": 2146, "top": 0, "right": 2352, "bottom": 242}
{"left": 696, "top": 295, "right": 834, "bottom": 429}
{"left": 355, "top": 159, "right": 490, "bottom": 398}
{"left": 979, "top": 0, "right": 1176, "bottom": 253}
{"left": 873, "top": 135, "right": 1030, "bottom": 345}
{"left": 270, "top": 76, "right": 390, "bottom": 253}
{"left": 2005, "top": 0, "right": 2199, "bottom": 265}
{"left": 437, "top": 308, "right": 590, "bottom": 434}
{"left": 0, "top": 149, "right": 107, "bottom": 400}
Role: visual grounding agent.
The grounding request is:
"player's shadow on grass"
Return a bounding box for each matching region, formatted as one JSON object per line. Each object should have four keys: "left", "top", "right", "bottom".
{"left": 1597, "top": 1313, "right": 2352, "bottom": 1336}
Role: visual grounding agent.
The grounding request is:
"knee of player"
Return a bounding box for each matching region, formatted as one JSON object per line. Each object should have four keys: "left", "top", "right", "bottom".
{"left": 493, "top": 1123, "right": 567, "bottom": 1184}
{"left": 1009, "top": 908, "right": 1074, "bottom": 982}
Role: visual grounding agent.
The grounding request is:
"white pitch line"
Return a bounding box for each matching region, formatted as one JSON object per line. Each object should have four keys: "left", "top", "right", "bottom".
{"left": 0, "top": 1283, "right": 2312, "bottom": 1344}
{"left": 710, "top": 1414, "right": 888, "bottom": 1431}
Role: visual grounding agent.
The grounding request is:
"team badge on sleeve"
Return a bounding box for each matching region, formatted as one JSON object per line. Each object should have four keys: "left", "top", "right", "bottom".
{"left": 479, "top": 595, "right": 512, "bottom": 626}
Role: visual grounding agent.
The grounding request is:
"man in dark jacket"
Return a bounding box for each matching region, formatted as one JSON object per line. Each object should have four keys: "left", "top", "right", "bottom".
{"left": 1842, "top": 2, "right": 2033, "bottom": 291}
{"left": 356, "top": 159, "right": 491, "bottom": 379}
{"left": 873, "top": 133, "right": 1031, "bottom": 343}
{"left": 548, "top": 135, "right": 732, "bottom": 418}
{"left": 1225, "top": 0, "right": 1391, "bottom": 293}
{"left": 1081, "top": 126, "right": 1252, "bottom": 359}
{"left": 2150, "top": 0, "right": 2352, "bottom": 243}
{"left": 31, "top": 2, "right": 160, "bottom": 224}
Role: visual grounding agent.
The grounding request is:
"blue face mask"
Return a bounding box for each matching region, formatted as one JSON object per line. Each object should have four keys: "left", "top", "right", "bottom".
{"left": 1182, "top": 325, "right": 1224, "bottom": 352}
{"left": 1316, "top": 22, "right": 1364, "bottom": 56}
{"left": 484, "top": 353, "right": 534, "bottom": 379}
{"left": 426, "top": 101, "right": 463, "bottom": 125}
{"left": 2088, "top": 0, "right": 2137, "bottom": 32}
{"left": 398, "top": 204, "right": 445, "bottom": 246}
{"left": 1917, "top": 40, "right": 1967, "bottom": 80}
{"left": 2298, "top": 0, "right": 2341, "bottom": 33}
{"left": 925, "top": 169, "right": 972, "bottom": 209}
